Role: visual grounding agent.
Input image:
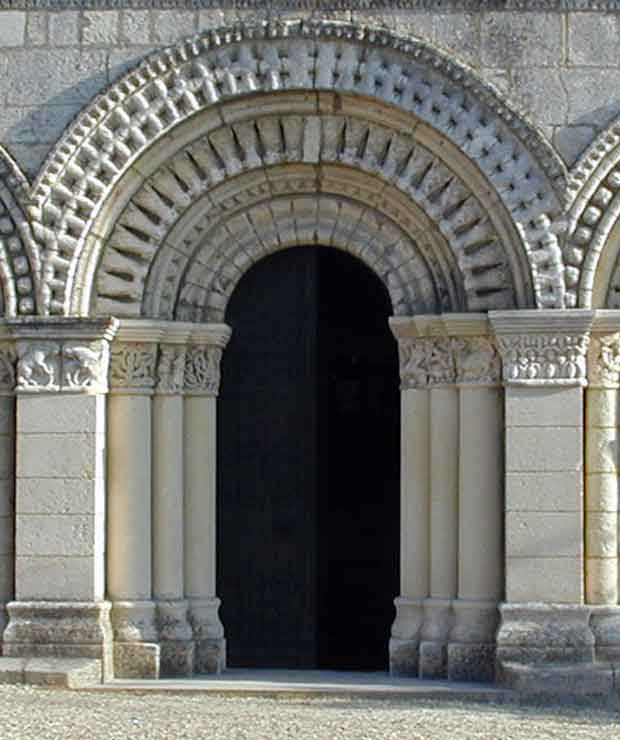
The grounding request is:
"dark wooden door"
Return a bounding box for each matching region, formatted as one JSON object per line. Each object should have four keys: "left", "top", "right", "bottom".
{"left": 217, "top": 247, "right": 399, "bottom": 670}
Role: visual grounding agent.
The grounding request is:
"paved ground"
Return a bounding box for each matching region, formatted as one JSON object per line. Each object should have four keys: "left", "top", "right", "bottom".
{"left": 1, "top": 685, "right": 620, "bottom": 739}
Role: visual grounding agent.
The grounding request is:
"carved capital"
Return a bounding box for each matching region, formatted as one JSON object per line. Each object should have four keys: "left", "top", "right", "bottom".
{"left": 454, "top": 337, "right": 501, "bottom": 386}
{"left": 110, "top": 342, "right": 157, "bottom": 391}
{"left": 397, "top": 337, "right": 455, "bottom": 389}
{"left": 184, "top": 345, "right": 223, "bottom": 396}
{"left": 16, "top": 341, "right": 60, "bottom": 391}
{"left": 156, "top": 345, "right": 186, "bottom": 395}
{"left": 62, "top": 340, "right": 110, "bottom": 393}
{"left": 589, "top": 333, "right": 620, "bottom": 388}
{"left": 496, "top": 333, "right": 590, "bottom": 386}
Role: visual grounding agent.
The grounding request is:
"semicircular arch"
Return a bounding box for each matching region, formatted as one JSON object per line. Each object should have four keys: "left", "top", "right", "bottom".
{"left": 28, "top": 19, "right": 567, "bottom": 316}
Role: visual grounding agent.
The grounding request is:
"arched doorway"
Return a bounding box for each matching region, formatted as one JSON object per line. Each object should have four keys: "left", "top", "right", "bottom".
{"left": 217, "top": 246, "right": 400, "bottom": 671}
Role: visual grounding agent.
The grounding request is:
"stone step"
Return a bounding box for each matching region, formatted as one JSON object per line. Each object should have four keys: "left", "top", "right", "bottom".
{"left": 0, "top": 658, "right": 102, "bottom": 688}
{"left": 501, "top": 661, "right": 617, "bottom": 697}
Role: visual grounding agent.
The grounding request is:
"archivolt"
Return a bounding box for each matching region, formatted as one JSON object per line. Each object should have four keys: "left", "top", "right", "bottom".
{"left": 28, "top": 19, "right": 567, "bottom": 316}
{"left": 0, "top": 147, "right": 39, "bottom": 316}
{"left": 87, "top": 104, "right": 534, "bottom": 318}
{"left": 565, "top": 116, "right": 620, "bottom": 308}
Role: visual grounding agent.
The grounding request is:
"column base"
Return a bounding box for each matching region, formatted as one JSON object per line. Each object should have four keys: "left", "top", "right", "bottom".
{"left": 589, "top": 605, "right": 620, "bottom": 662}
{"left": 188, "top": 598, "right": 226, "bottom": 674}
{"left": 447, "top": 599, "right": 498, "bottom": 683}
{"left": 389, "top": 597, "right": 424, "bottom": 677}
{"left": 2, "top": 601, "right": 113, "bottom": 680}
{"left": 111, "top": 600, "right": 160, "bottom": 679}
{"left": 156, "top": 600, "right": 194, "bottom": 677}
{"left": 496, "top": 603, "right": 595, "bottom": 681}
{"left": 418, "top": 598, "right": 452, "bottom": 679}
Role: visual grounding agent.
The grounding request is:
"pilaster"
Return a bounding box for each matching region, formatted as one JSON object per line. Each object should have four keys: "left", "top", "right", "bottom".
{"left": 491, "top": 309, "right": 595, "bottom": 677}
{"left": 183, "top": 325, "right": 231, "bottom": 674}
{"left": 0, "top": 338, "right": 15, "bottom": 650}
{"left": 3, "top": 318, "right": 117, "bottom": 681}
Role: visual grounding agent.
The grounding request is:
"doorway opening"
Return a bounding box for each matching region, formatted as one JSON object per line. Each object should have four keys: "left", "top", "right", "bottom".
{"left": 217, "top": 246, "right": 400, "bottom": 671}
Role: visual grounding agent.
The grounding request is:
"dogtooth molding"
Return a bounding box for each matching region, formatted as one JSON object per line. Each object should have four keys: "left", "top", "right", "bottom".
{"left": 25, "top": 19, "right": 567, "bottom": 317}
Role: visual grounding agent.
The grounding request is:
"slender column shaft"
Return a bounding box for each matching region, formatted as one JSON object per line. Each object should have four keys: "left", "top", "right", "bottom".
{"left": 184, "top": 395, "right": 217, "bottom": 603}
{"left": 0, "top": 395, "right": 14, "bottom": 639}
{"left": 153, "top": 394, "right": 184, "bottom": 601}
{"left": 107, "top": 394, "right": 152, "bottom": 602}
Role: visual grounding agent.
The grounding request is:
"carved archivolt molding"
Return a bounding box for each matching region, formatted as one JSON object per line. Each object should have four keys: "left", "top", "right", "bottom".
{"left": 26, "top": 20, "right": 565, "bottom": 316}
{"left": 396, "top": 336, "right": 500, "bottom": 389}
{"left": 93, "top": 110, "right": 533, "bottom": 320}
{"left": 0, "top": 147, "right": 39, "bottom": 317}
{"left": 496, "top": 333, "right": 590, "bottom": 385}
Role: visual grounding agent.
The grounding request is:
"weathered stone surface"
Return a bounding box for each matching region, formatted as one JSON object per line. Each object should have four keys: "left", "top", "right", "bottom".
{"left": 83, "top": 11, "right": 119, "bottom": 45}
{"left": 114, "top": 643, "right": 160, "bottom": 679}
{"left": 447, "top": 644, "right": 495, "bottom": 684}
{"left": 419, "top": 642, "right": 447, "bottom": 680}
{"left": 24, "top": 658, "right": 102, "bottom": 688}
{"left": 389, "top": 638, "right": 419, "bottom": 678}
{"left": 502, "top": 661, "right": 614, "bottom": 697}
{"left": 194, "top": 638, "right": 225, "bottom": 675}
{"left": 0, "top": 12, "right": 26, "bottom": 47}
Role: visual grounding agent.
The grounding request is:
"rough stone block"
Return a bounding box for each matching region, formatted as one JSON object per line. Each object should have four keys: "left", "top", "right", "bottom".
{"left": 388, "top": 637, "right": 418, "bottom": 678}
{"left": 17, "top": 478, "right": 104, "bottom": 516}
{"left": 25, "top": 12, "right": 47, "bottom": 46}
{"left": 160, "top": 640, "right": 195, "bottom": 677}
{"left": 509, "top": 68, "right": 568, "bottom": 127}
{"left": 506, "top": 471, "right": 582, "bottom": 512}
{"left": 419, "top": 641, "right": 447, "bottom": 679}
{"left": 194, "top": 638, "right": 226, "bottom": 675}
{"left": 481, "top": 13, "right": 562, "bottom": 67}
{"left": 120, "top": 10, "right": 151, "bottom": 45}
{"left": 0, "top": 12, "right": 26, "bottom": 47}
{"left": 563, "top": 69, "right": 620, "bottom": 128}
{"left": 16, "top": 514, "right": 103, "bottom": 558}
{"left": 49, "top": 11, "right": 79, "bottom": 46}
{"left": 568, "top": 13, "right": 619, "bottom": 67}
{"left": 17, "top": 433, "right": 104, "bottom": 479}
{"left": 506, "top": 427, "right": 582, "bottom": 473}
{"left": 83, "top": 11, "right": 119, "bottom": 46}
{"left": 447, "top": 643, "right": 495, "bottom": 683}
{"left": 152, "top": 11, "right": 196, "bottom": 45}
{"left": 505, "top": 386, "right": 582, "bottom": 428}
{"left": 24, "top": 658, "right": 102, "bottom": 688}
{"left": 113, "top": 642, "right": 160, "bottom": 679}
{"left": 0, "top": 658, "right": 25, "bottom": 684}
{"left": 501, "top": 661, "right": 613, "bottom": 697}
{"left": 432, "top": 13, "right": 480, "bottom": 66}
{"left": 16, "top": 556, "right": 102, "bottom": 601}
{"left": 506, "top": 512, "right": 582, "bottom": 558}
{"left": 18, "top": 394, "right": 104, "bottom": 435}
{"left": 4, "top": 50, "right": 108, "bottom": 106}
{"left": 506, "top": 557, "right": 583, "bottom": 602}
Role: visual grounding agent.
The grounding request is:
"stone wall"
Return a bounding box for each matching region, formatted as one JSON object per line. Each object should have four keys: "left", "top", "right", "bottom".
{"left": 0, "top": 5, "right": 618, "bottom": 177}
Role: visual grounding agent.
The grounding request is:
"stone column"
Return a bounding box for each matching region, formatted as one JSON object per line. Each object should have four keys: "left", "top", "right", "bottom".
{"left": 586, "top": 328, "right": 620, "bottom": 660}
{"left": 3, "top": 319, "right": 116, "bottom": 681}
{"left": 0, "top": 340, "right": 15, "bottom": 648}
{"left": 492, "top": 310, "right": 595, "bottom": 678}
{"left": 107, "top": 333, "right": 159, "bottom": 679}
{"left": 447, "top": 322, "right": 503, "bottom": 682}
{"left": 152, "top": 333, "right": 193, "bottom": 676}
{"left": 419, "top": 331, "right": 458, "bottom": 679}
{"left": 388, "top": 318, "right": 430, "bottom": 677}
{"left": 183, "top": 325, "right": 231, "bottom": 674}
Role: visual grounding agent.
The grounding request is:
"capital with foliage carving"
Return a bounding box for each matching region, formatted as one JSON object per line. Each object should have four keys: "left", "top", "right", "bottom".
{"left": 156, "top": 345, "right": 186, "bottom": 395}
{"left": 395, "top": 337, "right": 456, "bottom": 389}
{"left": 184, "top": 345, "right": 223, "bottom": 396}
{"left": 454, "top": 337, "right": 501, "bottom": 386}
{"left": 109, "top": 343, "right": 157, "bottom": 392}
{"left": 588, "top": 333, "right": 620, "bottom": 388}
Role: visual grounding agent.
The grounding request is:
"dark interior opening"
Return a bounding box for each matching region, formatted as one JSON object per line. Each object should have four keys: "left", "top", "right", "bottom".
{"left": 217, "top": 246, "right": 400, "bottom": 671}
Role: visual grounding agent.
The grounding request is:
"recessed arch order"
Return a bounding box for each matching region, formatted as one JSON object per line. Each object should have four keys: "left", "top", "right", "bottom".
{"left": 26, "top": 19, "right": 569, "bottom": 318}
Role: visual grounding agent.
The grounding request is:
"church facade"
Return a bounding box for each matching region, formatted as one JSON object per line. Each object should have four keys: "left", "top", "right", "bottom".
{"left": 0, "top": 2, "right": 620, "bottom": 692}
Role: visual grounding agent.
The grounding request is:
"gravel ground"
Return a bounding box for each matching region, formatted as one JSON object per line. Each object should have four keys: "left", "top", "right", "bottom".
{"left": 1, "top": 687, "right": 620, "bottom": 740}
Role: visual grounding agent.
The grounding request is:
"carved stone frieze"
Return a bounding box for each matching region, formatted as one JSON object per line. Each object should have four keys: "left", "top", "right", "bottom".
{"left": 588, "top": 333, "right": 620, "bottom": 388}
{"left": 156, "top": 345, "right": 186, "bottom": 395}
{"left": 110, "top": 343, "right": 157, "bottom": 391}
{"left": 184, "top": 346, "right": 223, "bottom": 396}
{"left": 397, "top": 337, "right": 456, "bottom": 389}
{"left": 62, "top": 341, "right": 109, "bottom": 393}
{"left": 496, "top": 333, "right": 590, "bottom": 385}
{"left": 454, "top": 337, "right": 501, "bottom": 386}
